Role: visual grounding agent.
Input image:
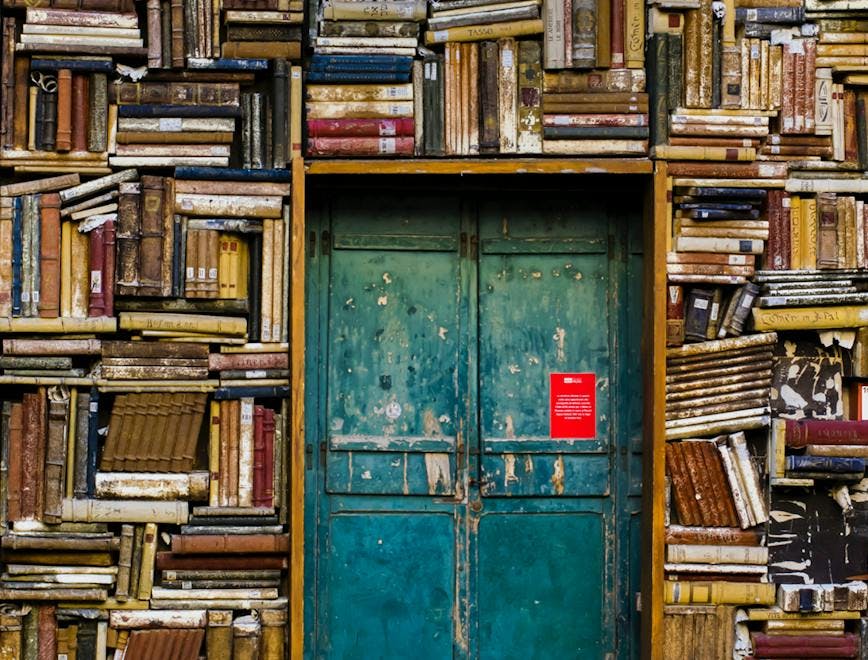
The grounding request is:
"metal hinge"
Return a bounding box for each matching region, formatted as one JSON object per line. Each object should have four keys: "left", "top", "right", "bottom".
{"left": 321, "top": 230, "right": 331, "bottom": 256}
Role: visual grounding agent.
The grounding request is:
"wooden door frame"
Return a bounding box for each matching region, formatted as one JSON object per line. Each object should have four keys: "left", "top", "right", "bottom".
{"left": 290, "top": 159, "right": 668, "bottom": 660}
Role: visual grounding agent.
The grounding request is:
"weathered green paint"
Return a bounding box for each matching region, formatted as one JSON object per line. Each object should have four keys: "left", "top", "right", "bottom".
{"left": 306, "top": 183, "right": 643, "bottom": 659}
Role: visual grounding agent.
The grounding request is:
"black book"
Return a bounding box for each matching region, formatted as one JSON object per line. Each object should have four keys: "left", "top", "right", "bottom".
{"left": 684, "top": 288, "right": 716, "bottom": 342}
{"left": 77, "top": 620, "right": 97, "bottom": 660}
{"left": 248, "top": 231, "right": 262, "bottom": 342}
{"left": 422, "top": 53, "right": 445, "bottom": 157}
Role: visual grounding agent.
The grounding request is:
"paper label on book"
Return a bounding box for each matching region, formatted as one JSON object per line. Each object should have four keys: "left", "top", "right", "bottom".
{"left": 181, "top": 199, "right": 193, "bottom": 211}
{"left": 379, "top": 124, "right": 397, "bottom": 137}
{"left": 197, "top": 267, "right": 206, "bottom": 279}
{"left": 424, "top": 62, "right": 437, "bottom": 81}
{"left": 245, "top": 370, "right": 267, "bottom": 378}
{"left": 31, "top": 291, "right": 38, "bottom": 303}
{"left": 432, "top": 30, "right": 448, "bottom": 42}
{"left": 693, "top": 298, "right": 709, "bottom": 310}
{"left": 159, "top": 118, "right": 183, "bottom": 131}
{"left": 90, "top": 270, "right": 102, "bottom": 293}
{"left": 501, "top": 48, "right": 514, "bottom": 68}
{"left": 710, "top": 303, "right": 720, "bottom": 321}
{"left": 186, "top": 267, "right": 194, "bottom": 279}
{"left": 208, "top": 268, "right": 218, "bottom": 279}
{"left": 728, "top": 255, "right": 749, "bottom": 265}
{"left": 20, "top": 292, "right": 29, "bottom": 303}
{"left": 378, "top": 138, "right": 397, "bottom": 154}
{"left": 550, "top": 373, "right": 596, "bottom": 440}
{"left": 182, "top": 581, "right": 192, "bottom": 589}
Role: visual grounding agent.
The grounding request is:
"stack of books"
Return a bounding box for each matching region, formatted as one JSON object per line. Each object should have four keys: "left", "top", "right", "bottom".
{"left": 18, "top": 7, "right": 144, "bottom": 55}
{"left": 753, "top": 270, "right": 868, "bottom": 309}
{"left": 770, "top": 419, "right": 868, "bottom": 485}
{"left": 222, "top": 3, "right": 303, "bottom": 60}
{"left": 665, "top": 333, "right": 776, "bottom": 439}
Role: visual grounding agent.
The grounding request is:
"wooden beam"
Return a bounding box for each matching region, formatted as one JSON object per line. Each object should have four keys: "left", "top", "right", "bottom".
{"left": 641, "top": 160, "right": 668, "bottom": 660}
{"left": 305, "top": 158, "right": 653, "bottom": 176}
{"left": 289, "top": 156, "right": 306, "bottom": 660}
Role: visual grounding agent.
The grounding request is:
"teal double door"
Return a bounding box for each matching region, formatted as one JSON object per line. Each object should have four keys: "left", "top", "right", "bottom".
{"left": 306, "top": 181, "right": 644, "bottom": 659}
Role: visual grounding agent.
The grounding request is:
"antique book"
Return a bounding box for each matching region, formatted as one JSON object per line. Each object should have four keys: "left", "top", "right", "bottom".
{"left": 136, "top": 522, "right": 158, "bottom": 600}
{"left": 61, "top": 499, "right": 188, "bottom": 524}
{"left": 665, "top": 581, "right": 776, "bottom": 605}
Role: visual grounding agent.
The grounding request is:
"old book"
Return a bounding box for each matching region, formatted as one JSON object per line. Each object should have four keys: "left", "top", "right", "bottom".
{"left": 665, "top": 581, "right": 776, "bottom": 605}
{"left": 42, "top": 386, "right": 69, "bottom": 523}
{"left": 61, "top": 499, "right": 188, "bottom": 524}
{"left": 170, "top": 533, "right": 288, "bottom": 555}
{"left": 37, "top": 193, "right": 61, "bottom": 319}
{"left": 206, "top": 610, "right": 232, "bottom": 660}
{"left": 136, "top": 522, "right": 158, "bottom": 600}
{"left": 155, "top": 552, "right": 288, "bottom": 570}
{"left": 95, "top": 472, "right": 209, "bottom": 500}
{"left": 123, "top": 629, "right": 204, "bottom": 660}
{"left": 665, "top": 525, "right": 762, "bottom": 545}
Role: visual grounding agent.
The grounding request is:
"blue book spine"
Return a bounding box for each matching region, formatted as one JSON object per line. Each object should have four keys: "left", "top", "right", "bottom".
{"left": 174, "top": 167, "right": 292, "bottom": 182}
{"left": 543, "top": 126, "right": 650, "bottom": 139}
{"left": 11, "top": 197, "right": 21, "bottom": 317}
{"left": 786, "top": 455, "right": 866, "bottom": 473}
{"left": 86, "top": 387, "right": 99, "bottom": 498}
{"left": 186, "top": 57, "right": 270, "bottom": 71}
{"left": 308, "top": 62, "right": 413, "bottom": 73}
{"left": 30, "top": 59, "right": 115, "bottom": 73}
{"left": 117, "top": 105, "right": 242, "bottom": 118}
{"left": 735, "top": 7, "right": 805, "bottom": 23}
{"left": 305, "top": 71, "right": 412, "bottom": 83}
{"left": 213, "top": 386, "right": 290, "bottom": 400}
{"left": 311, "top": 54, "right": 413, "bottom": 66}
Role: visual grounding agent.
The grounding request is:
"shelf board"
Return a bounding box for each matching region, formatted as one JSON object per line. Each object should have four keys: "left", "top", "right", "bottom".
{"left": 305, "top": 158, "right": 653, "bottom": 176}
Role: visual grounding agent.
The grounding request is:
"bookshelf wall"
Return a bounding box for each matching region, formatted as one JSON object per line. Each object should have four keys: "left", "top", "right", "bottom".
{"left": 1, "top": 0, "right": 868, "bottom": 655}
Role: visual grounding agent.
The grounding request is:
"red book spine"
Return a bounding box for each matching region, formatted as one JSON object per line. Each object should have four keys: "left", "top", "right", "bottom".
{"left": 252, "top": 405, "right": 266, "bottom": 507}
{"left": 263, "top": 407, "right": 274, "bottom": 508}
{"left": 37, "top": 605, "right": 57, "bottom": 660}
{"left": 155, "top": 552, "right": 288, "bottom": 570}
{"left": 786, "top": 419, "right": 868, "bottom": 447}
{"left": 208, "top": 352, "right": 289, "bottom": 371}
{"left": 38, "top": 193, "right": 61, "bottom": 318}
{"left": 779, "top": 192, "right": 792, "bottom": 270}
{"left": 7, "top": 402, "right": 23, "bottom": 522}
{"left": 766, "top": 189, "right": 782, "bottom": 270}
{"left": 307, "top": 136, "right": 414, "bottom": 156}
{"left": 805, "top": 38, "right": 816, "bottom": 133}
{"left": 610, "top": 0, "right": 625, "bottom": 68}
{"left": 170, "top": 533, "right": 289, "bottom": 554}
{"left": 102, "top": 218, "right": 116, "bottom": 317}
{"left": 752, "top": 632, "right": 857, "bottom": 657}
{"left": 306, "top": 118, "right": 415, "bottom": 138}
{"left": 87, "top": 223, "right": 105, "bottom": 317}
{"left": 71, "top": 73, "right": 89, "bottom": 152}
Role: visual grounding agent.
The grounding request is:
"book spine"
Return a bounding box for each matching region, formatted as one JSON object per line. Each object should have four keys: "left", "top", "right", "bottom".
{"left": 87, "top": 223, "right": 106, "bottom": 317}
{"left": 71, "top": 73, "right": 89, "bottom": 153}
{"left": 37, "top": 194, "right": 61, "bottom": 319}
{"left": 87, "top": 73, "right": 108, "bottom": 152}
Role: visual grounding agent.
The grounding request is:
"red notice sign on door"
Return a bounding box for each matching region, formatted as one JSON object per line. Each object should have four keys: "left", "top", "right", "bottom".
{"left": 550, "top": 373, "right": 596, "bottom": 439}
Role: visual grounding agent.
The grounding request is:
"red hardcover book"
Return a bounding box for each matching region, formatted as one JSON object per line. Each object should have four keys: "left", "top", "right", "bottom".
{"left": 785, "top": 420, "right": 868, "bottom": 448}
{"left": 87, "top": 223, "right": 105, "bottom": 317}
{"left": 71, "top": 73, "right": 89, "bottom": 153}
{"left": 37, "top": 605, "right": 57, "bottom": 660}
{"left": 752, "top": 633, "right": 857, "bottom": 658}
{"left": 845, "top": 89, "right": 859, "bottom": 163}
{"left": 765, "top": 189, "right": 783, "bottom": 270}
{"left": 306, "top": 136, "right": 415, "bottom": 156}
{"left": 170, "top": 533, "right": 289, "bottom": 554}
{"left": 20, "top": 390, "right": 45, "bottom": 520}
{"left": 610, "top": 0, "right": 625, "bottom": 68}
{"left": 779, "top": 192, "right": 792, "bottom": 270}
{"left": 7, "top": 402, "right": 23, "bottom": 522}
{"left": 252, "top": 404, "right": 266, "bottom": 507}
{"left": 155, "top": 552, "right": 289, "bottom": 570}
{"left": 102, "top": 218, "right": 116, "bottom": 317}
{"left": 263, "top": 407, "right": 275, "bottom": 508}
{"left": 208, "top": 352, "right": 289, "bottom": 371}
{"left": 306, "top": 118, "right": 415, "bottom": 138}
{"left": 38, "top": 193, "right": 61, "bottom": 318}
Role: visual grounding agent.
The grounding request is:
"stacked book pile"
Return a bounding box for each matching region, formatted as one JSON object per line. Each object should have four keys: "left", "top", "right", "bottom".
{"left": 665, "top": 333, "right": 776, "bottom": 439}
{"left": 425, "top": 0, "right": 542, "bottom": 46}
{"left": 770, "top": 419, "right": 868, "bottom": 486}
{"left": 542, "top": 70, "right": 649, "bottom": 156}
{"left": 155, "top": 506, "right": 288, "bottom": 610}
{"left": 19, "top": 6, "right": 144, "bottom": 55}
{"left": 100, "top": 341, "right": 209, "bottom": 381}
{"left": 0, "top": 522, "right": 116, "bottom": 601}
{"left": 753, "top": 269, "right": 868, "bottom": 309}
{"left": 222, "top": 3, "right": 303, "bottom": 60}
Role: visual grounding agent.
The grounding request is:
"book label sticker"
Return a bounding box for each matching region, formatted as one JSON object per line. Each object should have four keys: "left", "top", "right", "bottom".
{"left": 550, "top": 373, "right": 596, "bottom": 439}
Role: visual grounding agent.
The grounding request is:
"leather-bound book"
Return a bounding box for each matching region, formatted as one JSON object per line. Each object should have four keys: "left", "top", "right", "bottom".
{"left": 103, "top": 218, "right": 116, "bottom": 317}
{"left": 170, "top": 0, "right": 186, "bottom": 68}
{"left": 114, "top": 523, "right": 134, "bottom": 601}
{"left": 87, "top": 223, "right": 106, "bottom": 317}
{"left": 517, "top": 40, "right": 542, "bottom": 154}
{"left": 116, "top": 181, "right": 141, "bottom": 295}
{"left": 72, "top": 390, "right": 89, "bottom": 499}
{"left": 20, "top": 392, "right": 43, "bottom": 520}
{"left": 76, "top": 622, "right": 96, "bottom": 660}
{"left": 478, "top": 42, "right": 499, "bottom": 154}
{"left": 41, "top": 87, "right": 57, "bottom": 151}
{"left": 111, "top": 82, "right": 241, "bottom": 107}
{"left": 71, "top": 73, "right": 89, "bottom": 152}
{"left": 37, "top": 193, "right": 61, "bottom": 318}
{"left": 263, "top": 407, "right": 275, "bottom": 508}
{"left": 232, "top": 615, "right": 261, "bottom": 660}
{"left": 42, "top": 386, "right": 69, "bottom": 523}
{"left": 147, "top": 0, "right": 163, "bottom": 68}
{"left": 171, "top": 533, "right": 289, "bottom": 554}
{"left": 155, "top": 552, "right": 288, "bottom": 570}
{"left": 87, "top": 73, "right": 108, "bottom": 152}
{"left": 1, "top": 18, "right": 15, "bottom": 151}
{"left": 13, "top": 56, "right": 30, "bottom": 150}
{"left": 55, "top": 69, "right": 72, "bottom": 151}
{"left": 37, "top": 605, "right": 56, "bottom": 660}
{"left": 272, "top": 59, "right": 288, "bottom": 169}
{"left": 139, "top": 175, "right": 166, "bottom": 296}
{"left": 7, "top": 403, "right": 23, "bottom": 522}
{"left": 260, "top": 609, "right": 286, "bottom": 660}
{"left": 252, "top": 404, "right": 266, "bottom": 507}
{"left": 206, "top": 611, "right": 232, "bottom": 660}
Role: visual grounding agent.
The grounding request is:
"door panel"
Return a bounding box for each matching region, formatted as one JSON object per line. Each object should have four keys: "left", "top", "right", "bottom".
{"left": 477, "top": 511, "right": 606, "bottom": 659}
{"left": 322, "top": 512, "right": 456, "bottom": 658}
{"left": 325, "top": 221, "right": 462, "bottom": 496}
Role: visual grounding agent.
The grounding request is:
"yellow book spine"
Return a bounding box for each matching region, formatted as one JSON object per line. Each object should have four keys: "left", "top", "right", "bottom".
{"left": 790, "top": 195, "right": 802, "bottom": 269}
{"left": 802, "top": 197, "right": 817, "bottom": 269}
{"left": 237, "top": 236, "right": 249, "bottom": 300}
{"left": 70, "top": 228, "right": 90, "bottom": 319}
{"left": 260, "top": 219, "right": 274, "bottom": 343}
{"left": 60, "top": 221, "right": 72, "bottom": 318}
{"left": 136, "top": 522, "right": 157, "bottom": 601}
{"left": 218, "top": 233, "right": 232, "bottom": 300}
{"left": 760, "top": 39, "right": 770, "bottom": 110}
{"left": 749, "top": 39, "right": 760, "bottom": 110}
{"left": 424, "top": 18, "right": 544, "bottom": 45}
{"left": 0, "top": 317, "right": 116, "bottom": 333}
{"left": 625, "top": 0, "right": 645, "bottom": 68}
{"left": 752, "top": 305, "right": 868, "bottom": 331}
{"left": 228, "top": 236, "right": 238, "bottom": 300}
{"left": 65, "top": 388, "right": 78, "bottom": 499}
{"left": 766, "top": 619, "right": 846, "bottom": 631}
{"left": 290, "top": 66, "right": 303, "bottom": 159}
{"left": 665, "top": 580, "right": 776, "bottom": 605}
{"left": 271, "top": 219, "right": 284, "bottom": 342}
{"left": 118, "top": 312, "right": 246, "bottom": 337}
{"left": 652, "top": 146, "right": 757, "bottom": 161}
{"left": 209, "top": 400, "right": 220, "bottom": 507}
{"left": 28, "top": 87, "right": 38, "bottom": 152}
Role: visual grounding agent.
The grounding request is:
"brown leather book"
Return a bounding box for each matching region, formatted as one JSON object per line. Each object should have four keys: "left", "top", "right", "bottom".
{"left": 111, "top": 82, "right": 240, "bottom": 106}
{"left": 170, "top": 0, "right": 186, "bottom": 68}
{"left": 817, "top": 192, "right": 838, "bottom": 269}
{"left": 701, "top": 441, "right": 737, "bottom": 527}
{"left": 13, "top": 56, "right": 30, "bottom": 150}
{"left": 116, "top": 181, "right": 142, "bottom": 295}
{"left": 172, "top": 393, "right": 206, "bottom": 473}
{"left": 37, "top": 193, "right": 61, "bottom": 319}
{"left": 42, "top": 388, "right": 69, "bottom": 523}
{"left": 70, "top": 74, "right": 89, "bottom": 153}
{"left": 54, "top": 69, "right": 72, "bottom": 151}
{"left": 665, "top": 525, "right": 763, "bottom": 546}
{"left": 139, "top": 175, "right": 166, "bottom": 295}
{"left": 37, "top": 605, "right": 56, "bottom": 660}
{"left": 260, "top": 609, "right": 286, "bottom": 660}
{"left": 665, "top": 442, "right": 696, "bottom": 526}
{"left": 7, "top": 403, "right": 23, "bottom": 522}
{"left": 208, "top": 353, "right": 289, "bottom": 371}
{"left": 681, "top": 441, "right": 715, "bottom": 526}
{"left": 1, "top": 18, "right": 15, "bottom": 151}
{"left": 161, "top": 177, "right": 175, "bottom": 296}
{"left": 5, "top": 0, "right": 134, "bottom": 8}
{"left": 124, "top": 629, "right": 204, "bottom": 660}
{"left": 147, "top": 0, "right": 162, "bottom": 68}
{"left": 20, "top": 391, "right": 46, "bottom": 521}
{"left": 87, "top": 223, "right": 106, "bottom": 317}
{"left": 197, "top": 229, "right": 211, "bottom": 299}
{"left": 101, "top": 394, "right": 126, "bottom": 471}
{"left": 221, "top": 41, "right": 300, "bottom": 59}
{"left": 171, "top": 533, "right": 289, "bottom": 554}
{"left": 155, "top": 552, "right": 289, "bottom": 570}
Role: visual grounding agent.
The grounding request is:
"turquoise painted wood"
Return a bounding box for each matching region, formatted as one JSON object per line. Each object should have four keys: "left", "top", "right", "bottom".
{"left": 306, "top": 184, "right": 643, "bottom": 660}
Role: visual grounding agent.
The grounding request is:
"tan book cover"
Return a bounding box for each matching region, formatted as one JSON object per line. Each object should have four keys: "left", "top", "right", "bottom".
{"left": 136, "top": 522, "right": 158, "bottom": 601}
{"left": 114, "top": 523, "right": 134, "bottom": 602}
{"left": 260, "top": 219, "right": 274, "bottom": 342}
{"left": 207, "top": 611, "right": 233, "bottom": 660}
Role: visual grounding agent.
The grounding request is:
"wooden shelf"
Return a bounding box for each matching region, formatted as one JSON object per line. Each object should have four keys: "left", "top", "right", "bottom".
{"left": 305, "top": 157, "right": 653, "bottom": 176}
